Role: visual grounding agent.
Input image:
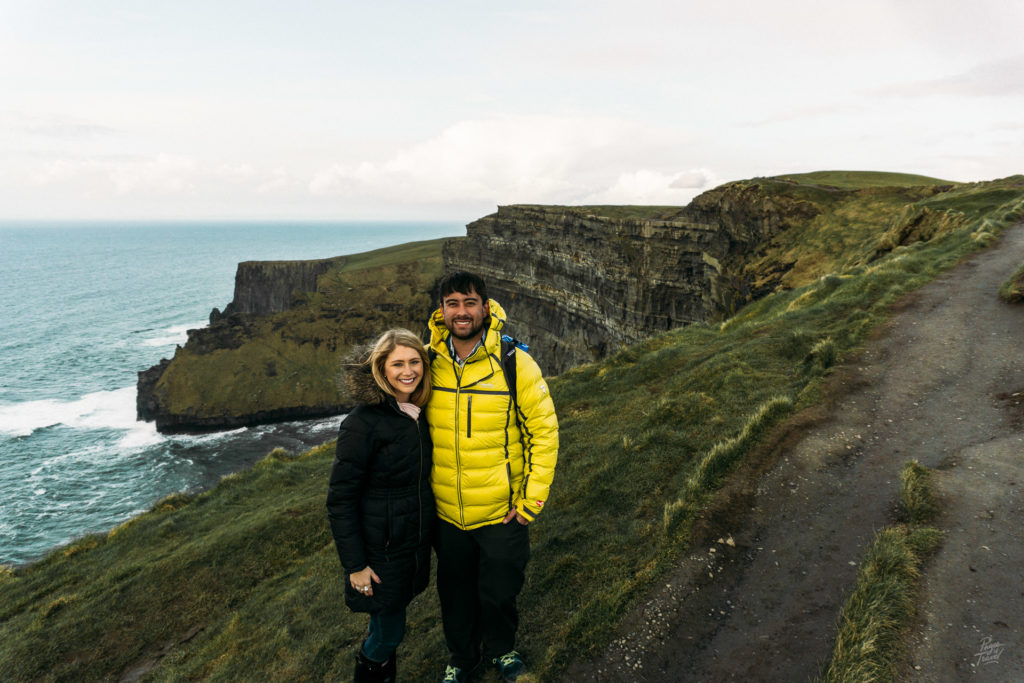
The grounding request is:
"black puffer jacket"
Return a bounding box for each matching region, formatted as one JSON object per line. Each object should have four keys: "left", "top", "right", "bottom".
{"left": 326, "top": 358, "right": 434, "bottom": 613}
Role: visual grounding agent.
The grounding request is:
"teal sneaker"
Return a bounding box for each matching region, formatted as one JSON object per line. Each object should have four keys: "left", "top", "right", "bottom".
{"left": 492, "top": 651, "right": 526, "bottom": 681}
{"left": 442, "top": 663, "right": 469, "bottom": 683}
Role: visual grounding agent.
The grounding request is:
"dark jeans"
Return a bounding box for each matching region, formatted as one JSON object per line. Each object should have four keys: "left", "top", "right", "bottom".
{"left": 435, "top": 518, "right": 530, "bottom": 669}
{"left": 362, "top": 608, "right": 406, "bottom": 662}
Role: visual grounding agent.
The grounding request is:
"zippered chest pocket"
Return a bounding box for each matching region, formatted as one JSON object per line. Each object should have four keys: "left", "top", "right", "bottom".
{"left": 466, "top": 395, "right": 472, "bottom": 438}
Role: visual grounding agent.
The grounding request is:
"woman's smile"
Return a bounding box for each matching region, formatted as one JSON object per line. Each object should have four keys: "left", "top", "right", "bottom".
{"left": 384, "top": 345, "right": 423, "bottom": 401}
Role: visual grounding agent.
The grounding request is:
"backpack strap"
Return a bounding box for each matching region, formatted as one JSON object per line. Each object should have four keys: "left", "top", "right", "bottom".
{"left": 430, "top": 334, "right": 527, "bottom": 426}
{"left": 500, "top": 334, "right": 528, "bottom": 426}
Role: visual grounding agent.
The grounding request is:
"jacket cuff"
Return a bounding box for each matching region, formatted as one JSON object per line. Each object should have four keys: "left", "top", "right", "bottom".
{"left": 516, "top": 500, "right": 540, "bottom": 522}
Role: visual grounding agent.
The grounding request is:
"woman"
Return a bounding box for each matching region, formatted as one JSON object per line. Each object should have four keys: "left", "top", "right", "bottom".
{"left": 327, "top": 328, "right": 434, "bottom": 683}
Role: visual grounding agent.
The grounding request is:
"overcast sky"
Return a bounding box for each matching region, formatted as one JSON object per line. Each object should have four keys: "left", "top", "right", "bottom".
{"left": 2, "top": 0, "right": 1022, "bottom": 221}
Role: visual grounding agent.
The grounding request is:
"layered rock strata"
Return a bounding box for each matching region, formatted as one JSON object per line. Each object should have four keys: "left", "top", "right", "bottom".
{"left": 137, "top": 181, "right": 824, "bottom": 430}
{"left": 445, "top": 183, "right": 818, "bottom": 374}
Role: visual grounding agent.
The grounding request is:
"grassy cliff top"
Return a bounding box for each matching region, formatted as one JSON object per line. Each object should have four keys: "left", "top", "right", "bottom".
{"left": 4, "top": 175, "right": 1024, "bottom": 681}
{"left": 504, "top": 172, "right": 959, "bottom": 222}
{"left": 774, "top": 169, "right": 954, "bottom": 189}
{"left": 148, "top": 237, "right": 449, "bottom": 427}
{"left": 238, "top": 236, "right": 450, "bottom": 269}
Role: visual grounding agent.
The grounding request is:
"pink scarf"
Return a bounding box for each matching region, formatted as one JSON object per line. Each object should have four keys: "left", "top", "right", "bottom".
{"left": 397, "top": 402, "right": 421, "bottom": 420}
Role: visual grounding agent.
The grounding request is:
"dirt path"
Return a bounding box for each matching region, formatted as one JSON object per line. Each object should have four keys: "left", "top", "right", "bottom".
{"left": 568, "top": 224, "right": 1024, "bottom": 682}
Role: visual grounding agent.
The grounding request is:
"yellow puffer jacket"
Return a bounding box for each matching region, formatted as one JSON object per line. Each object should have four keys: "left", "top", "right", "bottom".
{"left": 427, "top": 299, "right": 559, "bottom": 530}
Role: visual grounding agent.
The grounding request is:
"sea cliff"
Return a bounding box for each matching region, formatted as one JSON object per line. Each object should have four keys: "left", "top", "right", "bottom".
{"left": 15, "top": 172, "right": 1024, "bottom": 681}
{"left": 137, "top": 238, "right": 445, "bottom": 432}
{"left": 444, "top": 181, "right": 822, "bottom": 373}
{"left": 137, "top": 173, "right": 983, "bottom": 431}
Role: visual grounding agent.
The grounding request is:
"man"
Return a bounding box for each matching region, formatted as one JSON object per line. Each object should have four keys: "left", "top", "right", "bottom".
{"left": 426, "top": 271, "right": 559, "bottom": 683}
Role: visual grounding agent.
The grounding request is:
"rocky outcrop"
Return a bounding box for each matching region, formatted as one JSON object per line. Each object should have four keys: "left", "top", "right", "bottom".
{"left": 445, "top": 182, "right": 822, "bottom": 374}
{"left": 136, "top": 358, "right": 170, "bottom": 423}
{"left": 136, "top": 177, "right": 900, "bottom": 431}
{"left": 229, "top": 258, "right": 343, "bottom": 316}
{"left": 137, "top": 239, "right": 447, "bottom": 433}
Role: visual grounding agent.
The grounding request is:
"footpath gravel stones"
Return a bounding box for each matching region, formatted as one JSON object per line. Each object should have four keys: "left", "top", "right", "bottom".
{"left": 567, "top": 223, "right": 1024, "bottom": 681}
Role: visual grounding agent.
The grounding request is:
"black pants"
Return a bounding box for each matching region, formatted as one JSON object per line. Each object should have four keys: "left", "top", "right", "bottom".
{"left": 435, "top": 518, "right": 530, "bottom": 669}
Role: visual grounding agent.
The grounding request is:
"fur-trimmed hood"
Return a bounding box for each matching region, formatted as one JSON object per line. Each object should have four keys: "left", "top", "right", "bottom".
{"left": 338, "top": 344, "right": 390, "bottom": 406}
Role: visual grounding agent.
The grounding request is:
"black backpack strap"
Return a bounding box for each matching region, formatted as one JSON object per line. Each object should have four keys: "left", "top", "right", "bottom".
{"left": 500, "top": 334, "right": 528, "bottom": 426}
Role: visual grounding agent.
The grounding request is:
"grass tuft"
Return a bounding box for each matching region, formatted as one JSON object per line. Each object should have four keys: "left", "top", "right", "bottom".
{"left": 822, "top": 460, "right": 944, "bottom": 682}
{"left": 899, "top": 460, "right": 938, "bottom": 524}
{"left": 664, "top": 396, "right": 793, "bottom": 533}
{"left": 153, "top": 491, "right": 194, "bottom": 513}
{"left": 823, "top": 526, "right": 929, "bottom": 682}
{"left": 999, "top": 261, "right": 1024, "bottom": 303}
{"left": 61, "top": 535, "right": 103, "bottom": 559}
{"left": 41, "top": 594, "right": 78, "bottom": 620}
{"left": 807, "top": 337, "right": 838, "bottom": 371}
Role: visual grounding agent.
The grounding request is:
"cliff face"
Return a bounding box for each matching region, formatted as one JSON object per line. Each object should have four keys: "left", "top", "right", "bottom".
{"left": 444, "top": 183, "right": 821, "bottom": 374}
{"left": 140, "top": 175, "right": 957, "bottom": 432}
{"left": 226, "top": 258, "right": 345, "bottom": 316}
{"left": 137, "top": 239, "right": 447, "bottom": 433}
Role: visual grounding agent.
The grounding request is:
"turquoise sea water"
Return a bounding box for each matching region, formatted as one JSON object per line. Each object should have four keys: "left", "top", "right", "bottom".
{"left": 0, "top": 221, "right": 464, "bottom": 565}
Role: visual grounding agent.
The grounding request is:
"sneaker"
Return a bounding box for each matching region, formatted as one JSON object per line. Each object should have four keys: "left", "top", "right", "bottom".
{"left": 492, "top": 651, "right": 526, "bottom": 681}
{"left": 442, "top": 663, "right": 469, "bottom": 683}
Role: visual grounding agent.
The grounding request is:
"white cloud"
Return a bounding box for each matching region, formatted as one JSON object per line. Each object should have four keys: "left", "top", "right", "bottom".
{"left": 745, "top": 103, "right": 863, "bottom": 128}
{"left": 25, "top": 154, "right": 310, "bottom": 202}
{"left": 3, "top": 2, "right": 1022, "bottom": 219}
{"left": 579, "top": 168, "right": 719, "bottom": 206}
{"left": 308, "top": 115, "right": 702, "bottom": 207}
{"left": 31, "top": 154, "right": 198, "bottom": 196}
{"left": 670, "top": 169, "right": 716, "bottom": 190}
{"left": 865, "top": 54, "right": 1024, "bottom": 98}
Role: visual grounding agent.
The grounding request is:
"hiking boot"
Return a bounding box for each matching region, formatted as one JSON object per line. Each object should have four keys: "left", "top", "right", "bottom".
{"left": 442, "top": 663, "right": 470, "bottom": 683}
{"left": 492, "top": 651, "right": 526, "bottom": 681}
{"left": 354, "top": 649, "right": 395, "bottom": 683}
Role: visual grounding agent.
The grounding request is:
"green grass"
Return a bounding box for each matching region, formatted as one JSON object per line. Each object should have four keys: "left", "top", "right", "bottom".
{"left": 150, "top": 238, "right": 448, "bottom": 423}
{"left": 999, "top": 261, "right": 1024, "bottom": 303}
{"left": 899, "top": 459, "right": 938, "bottom": 524}
{"left": 510, "top": 204, "right": 688, "bottom": 221}
{"left": 821, "top": 460, "right": 944, "bottom": 682}
{"left": 776, "top": 170, "right": 953, "bottom": 190}
{"left": 3, "top": 175, "right": 1023, "bottom": 682}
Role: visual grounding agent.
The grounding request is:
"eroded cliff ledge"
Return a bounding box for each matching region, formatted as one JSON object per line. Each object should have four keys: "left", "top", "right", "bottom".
{"left": 446, "top": 182, "right": 820, "bottom": 374}
{"left": 137, "top": 239, "right": 446, "bottom": 433}
{"left": 139, "top": 174, "right": 971, "bottom": 432}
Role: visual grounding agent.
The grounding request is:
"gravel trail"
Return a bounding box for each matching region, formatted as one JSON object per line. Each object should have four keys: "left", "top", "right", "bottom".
{"left": 568, "top": 224, "right": 1024, "bottom": 682}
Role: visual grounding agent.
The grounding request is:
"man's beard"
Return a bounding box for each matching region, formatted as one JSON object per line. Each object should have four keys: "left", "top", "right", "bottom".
{"left": 448, "top": 317, "right": 487, "bottom": 341}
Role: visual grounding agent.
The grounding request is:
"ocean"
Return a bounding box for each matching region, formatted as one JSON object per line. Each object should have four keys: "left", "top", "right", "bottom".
{"left": 0, "top": 220, "right": 465, "bottom": 566}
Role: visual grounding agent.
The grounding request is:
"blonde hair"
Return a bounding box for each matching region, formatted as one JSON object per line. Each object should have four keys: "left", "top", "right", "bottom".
{"left": 368, "top": 328, "right": 432, "bottom": 407}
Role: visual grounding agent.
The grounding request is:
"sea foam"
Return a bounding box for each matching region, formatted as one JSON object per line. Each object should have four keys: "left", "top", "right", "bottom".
{"left": 0, "top": 387, "right": 143, "bottom": 437}
{"left": 140, "top": 321, "right": 206, "bottom": 348}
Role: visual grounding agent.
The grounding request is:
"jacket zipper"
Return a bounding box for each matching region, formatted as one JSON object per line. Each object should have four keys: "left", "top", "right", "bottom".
{"left": 384, "top": 496, "right": 391, "bottom": 562}
{"left": 454, "top": 366, "right": 465, "bottom": 527}
{"left": 386, "top": 400, "right": 422, "bottom": 563}
{"left": 415, "top": 415, "right": 424, "bottom": 579}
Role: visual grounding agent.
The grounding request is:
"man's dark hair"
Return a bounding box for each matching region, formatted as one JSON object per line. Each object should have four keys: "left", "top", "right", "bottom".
{"left": 439, "top": 271, "right": 488, "bottom": 302}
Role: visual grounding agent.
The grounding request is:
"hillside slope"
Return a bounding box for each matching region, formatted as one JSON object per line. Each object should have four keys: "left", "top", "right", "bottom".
{"left": 140, "top": 170, "right": 988, "bottom": 430}
{"left": 4, "top": 174, "right": 1023, "bottom": 682}
{"left": 570, "top": 220, "right": 1024, "bottom": 681}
